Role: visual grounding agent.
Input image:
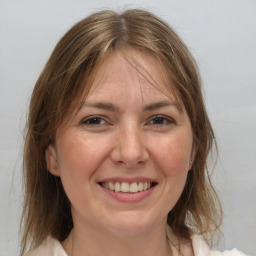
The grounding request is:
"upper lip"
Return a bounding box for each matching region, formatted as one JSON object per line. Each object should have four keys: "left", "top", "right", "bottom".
{"left": 98, "top": 177, "right": 157, "bottom": 184}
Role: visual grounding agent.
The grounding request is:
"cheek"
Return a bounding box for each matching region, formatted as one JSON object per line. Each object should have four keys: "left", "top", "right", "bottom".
{"left": 57, "top": 139, "right": 91, "bottom": 198}
{"left": 55, "top": 133, "right": 111, "bottom": 208}
{"left": 55, "top": 134, "right": 107, "bottom": 200}
{"left": 154, "top": 135, "right": 192, "bottom": 176}
{"left": 57, "top": 133, "right": 107, "bottom": 175}
{"left": 58, "top": 140, "right": 90, "bottom": 175}
{"left": 154, "top": 135, "right": 192, "bottom": 211}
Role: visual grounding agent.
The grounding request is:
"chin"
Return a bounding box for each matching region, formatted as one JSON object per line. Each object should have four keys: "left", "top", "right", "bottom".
{"left": 102, "top": 211, "right": 162, "bottom": 236}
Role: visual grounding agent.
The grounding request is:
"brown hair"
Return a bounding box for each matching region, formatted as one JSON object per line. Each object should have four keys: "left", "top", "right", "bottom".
{"left": 21, "top": 9, "right": 222, "bottom": 255}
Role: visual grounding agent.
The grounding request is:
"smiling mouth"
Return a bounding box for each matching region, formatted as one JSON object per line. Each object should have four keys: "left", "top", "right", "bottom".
{"left": 99, "top": 181, "right": 157, "bottom": 193}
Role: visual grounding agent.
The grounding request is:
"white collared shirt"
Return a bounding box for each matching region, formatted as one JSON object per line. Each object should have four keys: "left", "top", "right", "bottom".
{"left": 26, "top": 233, "right": 248, "bottom": 256}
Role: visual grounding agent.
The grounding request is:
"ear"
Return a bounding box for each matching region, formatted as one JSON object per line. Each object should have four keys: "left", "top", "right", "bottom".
{"left": 45, "top": 144, "right": 60, "bottom": 176}
{"left": 188, "top": 146, "right": 196, "bottom": 171}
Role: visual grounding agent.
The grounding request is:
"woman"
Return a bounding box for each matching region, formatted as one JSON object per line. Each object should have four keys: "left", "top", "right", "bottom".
{"left": 21, "top": 9, "right": 247, "bottom": 256}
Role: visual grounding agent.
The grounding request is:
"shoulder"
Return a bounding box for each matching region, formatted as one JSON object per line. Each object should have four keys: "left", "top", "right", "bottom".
{"left": 166, "top": 225, "right": 248, "bottom": 256}
{"left": 25, "top": 237, "right": 68, "bottom": 256}
{"left": 191, "top": 235, "right": 249, "bottom": 256}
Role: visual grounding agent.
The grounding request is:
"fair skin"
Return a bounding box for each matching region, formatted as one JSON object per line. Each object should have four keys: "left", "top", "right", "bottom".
{"left": 46, "top": 51, "right": 194, "bottom": 256}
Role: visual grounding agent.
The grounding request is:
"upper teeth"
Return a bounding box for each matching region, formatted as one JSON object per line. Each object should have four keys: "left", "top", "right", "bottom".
{"left": 101, "top": 182, "right": 152, "bottom": 193}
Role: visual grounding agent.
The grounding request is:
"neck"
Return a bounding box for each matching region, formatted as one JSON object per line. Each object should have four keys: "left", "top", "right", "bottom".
{"left": 62, "top": 221, "right": 173, "bottom": 256}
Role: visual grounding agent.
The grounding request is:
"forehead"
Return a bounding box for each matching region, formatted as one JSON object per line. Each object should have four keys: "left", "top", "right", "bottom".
{"left": 86, "top": 51, "right": 181, "bottom": 107}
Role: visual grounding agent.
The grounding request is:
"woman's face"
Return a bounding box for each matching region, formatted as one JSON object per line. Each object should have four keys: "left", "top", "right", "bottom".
{"left": 46, "top": 51, "right": 194, "bottom": 236}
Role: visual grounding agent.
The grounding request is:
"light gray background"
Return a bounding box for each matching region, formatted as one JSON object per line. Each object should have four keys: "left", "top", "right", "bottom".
{"left": 1, "top": 0, "right": 255, "bottom": 255}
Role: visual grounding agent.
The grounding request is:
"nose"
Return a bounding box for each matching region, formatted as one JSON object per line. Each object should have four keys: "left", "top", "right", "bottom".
{"left": 110, "top": 124, "right": 149, "bottom": 168}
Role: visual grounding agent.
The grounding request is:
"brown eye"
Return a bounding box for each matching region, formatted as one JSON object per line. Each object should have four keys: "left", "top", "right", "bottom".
{"left": 147, "top": 115, "right": 175, "bottom": 127}
{"left": 151, "top": 116, "right": 166, "bottom": 125}
{"left": 81, "top": 116, "right": 107, "bottom": 126}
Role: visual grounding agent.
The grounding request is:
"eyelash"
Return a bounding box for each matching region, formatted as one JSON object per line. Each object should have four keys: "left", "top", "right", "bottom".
{"left": 81, "top": 115, "right": 175, "bottom": 128}
{"left": 146, "top": 115, "right": 176, "bottom": 127}
{"left": 81, "top": 116, "right": 109, "bottom": 127}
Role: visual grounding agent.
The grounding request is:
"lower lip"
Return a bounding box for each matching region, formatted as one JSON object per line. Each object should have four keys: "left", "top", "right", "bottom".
{"left": 99, "top": 185, "right": 156, "bottom": 203}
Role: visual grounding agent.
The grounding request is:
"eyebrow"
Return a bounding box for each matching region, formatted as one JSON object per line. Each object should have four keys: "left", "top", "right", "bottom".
{"left": 84, "top": 100, "right": 181, "bottom": 112}
{"left": 84, "top": 102, "right": 118, "bottom": 111}
{"left": 143, "top": 101, "right": 181, "bottom": 112}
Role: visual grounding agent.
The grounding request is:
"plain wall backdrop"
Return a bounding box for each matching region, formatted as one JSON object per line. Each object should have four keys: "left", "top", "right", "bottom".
{"left": 0, "top": 0, "right": 255, "bottom": 255}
